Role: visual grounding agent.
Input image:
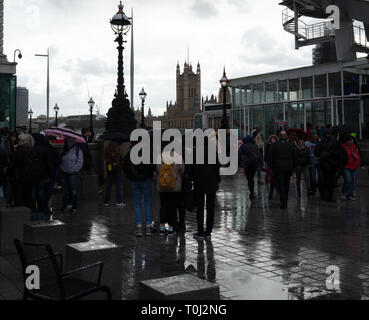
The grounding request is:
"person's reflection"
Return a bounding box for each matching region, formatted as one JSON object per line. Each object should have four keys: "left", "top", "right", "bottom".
{"left": 176, "top": 232, "right": 186, "bottom": 270}
{"left": 196, "top": 240, "right": 216, "bottom": 282}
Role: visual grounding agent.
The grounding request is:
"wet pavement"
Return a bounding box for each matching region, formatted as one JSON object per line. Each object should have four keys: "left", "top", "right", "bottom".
{"left": 1, "top": 169, "right": 369, "bottom": 300}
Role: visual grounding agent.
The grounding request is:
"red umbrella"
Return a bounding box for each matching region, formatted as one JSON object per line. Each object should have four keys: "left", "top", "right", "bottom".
{"left": 45, "top": 127, "right": 86, "bottom": 144}
{"left": 287, "top": 128, "right": 308, "bottom": 141}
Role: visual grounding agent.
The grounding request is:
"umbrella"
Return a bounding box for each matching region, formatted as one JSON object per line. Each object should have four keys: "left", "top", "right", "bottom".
{"left": 287, "top": 128, "right": 308, "bottom": 141}
{"left": 45, "top": 126, "right": 86, "bottom": 144}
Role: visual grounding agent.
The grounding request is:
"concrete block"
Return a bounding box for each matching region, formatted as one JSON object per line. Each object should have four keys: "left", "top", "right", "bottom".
{"left": 23, "top": 220, "right": 67, "bottom": 258}
{"left": 0, "top": 207, "right": 31, "bottom": 255}
{"left": 139, "top": 274, "right": 220, "bottom": 300}
{"left": 79, "top": 174, "right": 99, "bottom": 200}
{"left": 66, "top": 239, "right": 124, "bottom": 300}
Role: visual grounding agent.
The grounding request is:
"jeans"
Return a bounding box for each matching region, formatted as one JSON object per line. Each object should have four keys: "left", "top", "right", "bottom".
{"left": 342, "top": 169, "right": 356, "bottom": 197}
{"left": 296, "top": 165, "right": 310, "bottom": 194}
{"left": 309, "top": 163, "right": 321, "bottom": 193}
{"left": 319, "top": 165, "right": 336, "bottom": 200}
{"left": 196, "top": 191, "right": 216, "bottom": 235}
{"left": 104, "top": 170, "right": 122, "bottom": 204}
{"left": 132, "top": 178, "right": 152, "bottom": 225}
{"left": 35, "top": 179, "right": 50, "bottom": 214}
{"left": 62, "top": 172, "right": 80, "bottom": 208}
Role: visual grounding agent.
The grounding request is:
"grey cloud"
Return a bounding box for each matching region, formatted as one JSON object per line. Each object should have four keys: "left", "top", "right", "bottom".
{"left": 189, "top": 0, "right": 219, "bottom": 19}
{"left": 227, "top": 0, "right": 254, "bottom": 12}
{"left": 76, "top": 58, "right": 116, "bottom": 76}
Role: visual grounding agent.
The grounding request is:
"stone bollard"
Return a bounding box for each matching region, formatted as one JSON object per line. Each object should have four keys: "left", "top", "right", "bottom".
{"left": 0, "top": 206, "right": 31, "bottom": 255}
{"left": 79, "top": 173, "right": 99, "bottom": 200}
{"left": 66, "top": 239, "right": 124, "bottom": 300}
{"left": 23, "top": 220, "right": 67, "bottom": 259}
{"left": 139, "top": 274, "right": 220, "bottom": 300}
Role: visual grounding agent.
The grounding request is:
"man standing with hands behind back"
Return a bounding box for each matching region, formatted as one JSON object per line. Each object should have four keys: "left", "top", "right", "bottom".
{"left": 270, "top": 131, "right": 297, "bottom": 209}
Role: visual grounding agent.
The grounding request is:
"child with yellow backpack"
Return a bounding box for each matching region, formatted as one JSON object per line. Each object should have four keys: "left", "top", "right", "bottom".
{"left": 157, "top": 151, "right": 184, "bottom": 236}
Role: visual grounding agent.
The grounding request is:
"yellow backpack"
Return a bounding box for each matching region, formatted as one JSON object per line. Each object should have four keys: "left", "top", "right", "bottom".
{"left": 159, "top": 163, "right": 177, "bottom": 190}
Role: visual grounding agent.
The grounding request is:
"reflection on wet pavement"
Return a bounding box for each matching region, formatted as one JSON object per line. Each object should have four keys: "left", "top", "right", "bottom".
{"left": 52, "top": 169, "right": 369, "bottom": 300}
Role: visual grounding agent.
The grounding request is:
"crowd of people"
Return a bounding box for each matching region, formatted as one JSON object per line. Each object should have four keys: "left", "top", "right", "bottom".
{"left": 238, "top": 125, "right": 361, "bottom": 210}
{"left": 0, "top": 123, "right": 362, "bottom": 241}
{"left": 0, "top": 126, "right": 93, "bottom": 220}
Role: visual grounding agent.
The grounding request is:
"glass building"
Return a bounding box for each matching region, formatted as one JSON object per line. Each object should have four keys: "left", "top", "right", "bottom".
{"left": 228, "top": 58, "right": 369, "bottom": 138}
{"left": 0, "top": 74, "right": 16, "bottom": 130}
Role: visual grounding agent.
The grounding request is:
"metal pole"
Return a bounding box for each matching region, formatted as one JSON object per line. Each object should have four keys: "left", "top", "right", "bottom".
{"left": 29, "top": 115, "right": 32, "bottom": 134}
{"left": 303, "top": 103, "right": 307, "bottom": 131}
{"left": 331, "top": 97, "right": 334, "bottom": 125}
{"left": 335, "top": 99, "right": 339, "bottom": 126}
{"left": 359, "top": 113, "right": 362, "bottom": 140}
{"left": 141, "top": 100, "right": 145, "bottom": 128}
{"left": 47, "top": 48, "right": 50, "bottom": 126}
{"left": 55, "top": 111, "right": 58, "bottom": 127}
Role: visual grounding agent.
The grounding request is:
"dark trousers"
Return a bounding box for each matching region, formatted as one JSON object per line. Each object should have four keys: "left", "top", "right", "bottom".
{"left": 244, "top": 164, "right": 257, "bottom": 195}
{"left": 62, "top": 172, "right": 80, "bottom": 209}
{"left": 319, "top": 166, "right": 336, "bottom": 200}
{"left": 275, "top": 170, "right": 292, "bottom": 204}
{"left": 14, "top": 183, "right": 34, "bottom": 209}
{"left": 160, "top": 192, "right": 181, "bottom": 227}
{"left": 35, "top": 179, "right": 50, "bottom": 214}
{"left": 196, "top": 191, "right": 216, "bottom": 235}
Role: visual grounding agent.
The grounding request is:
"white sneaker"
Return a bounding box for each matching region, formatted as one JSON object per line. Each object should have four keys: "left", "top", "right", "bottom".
{"left": 145, "top": 224, "right": 152, "bottom": 236}
{"left": 116, "top": 202, "right": 127, "bottom": 208}
{"left": 104, "top": 203, "right": 109, "bottom": 208}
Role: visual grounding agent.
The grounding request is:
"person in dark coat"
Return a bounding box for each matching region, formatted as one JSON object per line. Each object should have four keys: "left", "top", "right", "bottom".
{"left": 190, "top": 137, "right": 220, "bottom": 240}
{"left": 5, "top": 134, "right": 37, "bottom": 210}
{"left": 314, "top": 129, "right": 348, "bottom": 201}
{"left": 270, "top": 131, "right": 296, "bottom": 209}
{"left": 239, "top": 136, "right": 262, "bottom": 199}
{"left": 294, "top": 137, "right": 310, "bottom": 197}
{"left": 33, "top": 133, "right": 54, "bottom": 219}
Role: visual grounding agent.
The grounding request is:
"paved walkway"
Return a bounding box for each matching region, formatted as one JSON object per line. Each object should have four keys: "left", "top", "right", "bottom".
{"left": 1, "top": 169, "right": 369, "bottom": 300}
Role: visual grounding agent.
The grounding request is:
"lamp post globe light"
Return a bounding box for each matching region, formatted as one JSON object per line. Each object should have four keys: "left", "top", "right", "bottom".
{"left": 53, "top": 103, "right": 59, "bottom": 127}
{"left": 88, "top": 97, "right": 95, "bottom": 142}
{"left": 139, "top": 87, "right": 147, "bottom": 128}
{"left": 101, "top": 1, "right": 137, "bottom": 141}
{"left": 28, "top": 108, "right": 34, "bottom": 134}
{"left": 220, "top": 67, "right": 230, "bottom": 130}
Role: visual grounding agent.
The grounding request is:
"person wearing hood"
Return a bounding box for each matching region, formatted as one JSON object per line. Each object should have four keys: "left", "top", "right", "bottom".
{"left": 60, "top": 137, "right": 84, "bottom": 212}
{"left": 270, "top": 131, "right": 297, "bottom": 209}
{"left": 32, "top": 133, "right": 54, "bottom": 220}
{"left": 293, "top": 137, "right": 310, "bottom": 197}
{"left": 305, "top": 129, "right": 321, "bottom": 196}
{"left": 265, "top": 134, "right": 279, "bottom": 199}
{"left": 314, "top": 128, "right": 347, "bottom": 201}
{"left": 239, "top": 135, "right": 262, "bottom": 199}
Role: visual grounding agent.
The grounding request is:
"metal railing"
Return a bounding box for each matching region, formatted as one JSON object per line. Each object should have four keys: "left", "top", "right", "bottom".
{"left": 282, "top": 8, "right": 334, "bottom": 41}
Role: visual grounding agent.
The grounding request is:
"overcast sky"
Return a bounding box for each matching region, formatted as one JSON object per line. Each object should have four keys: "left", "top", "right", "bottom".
{"left": 4, "top": 0, "right": 313, "bottom": 117}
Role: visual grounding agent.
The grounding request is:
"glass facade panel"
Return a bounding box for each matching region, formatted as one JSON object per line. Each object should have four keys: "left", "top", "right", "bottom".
{"left": 245, "top": 85, "right": 252, "bottom": 104}
{"left": 301, "top": 76, "right": 313, "bottom": 99}
{"left": 0, "top": 75, "right": 16, "bottom": 131}
{"left": 289, "top": 78, "right": 300, "bottom": 101}
{"left": 265, "top": 81, "right": 276, "bottom": 103}
{"left": 315, "top": 74, "right": 327, "bottom": 98}
{"left": 328, "top": 72, "right": 341, "bottom": 96}
{"left": 253, "top": 83, "right": 263, "bottom": 104}
{"left": 278, "top": 80, "right": 288, "bottom": 101}
{"left": 264, "top": 105, "right": 276, "bottom": 137}
{"left": 234, "top": 88, "right": 241, "bottom": 108}
{"left": 251, "top": 106, "right": 263, "bottom": 132}
{"left": 288, "top": 103, "right": 304, "bottom": 128}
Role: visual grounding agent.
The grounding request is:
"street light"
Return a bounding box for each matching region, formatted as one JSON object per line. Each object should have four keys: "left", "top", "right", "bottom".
{"left": 219, "top": 67, "right": 230, "bottom": 130}
{"left": 35, "top": 48, "right": 50, "bottom": 126}
{"left": 101, "top": 1, "right": 137, "bottom": 141}
{"left": 28, "top": 108, "right": 33, "bottom": 134}
{"left": 13, "top": 49, "right": 22, "bottom": 63}
{"left": 88, "top": 97, "right": 95, "bottom": 142}
{"left": 139, "top": 87, "right": 147, "bottom": 128}
{"left": 53, "top": 103, "right": 59, "bottom": 127}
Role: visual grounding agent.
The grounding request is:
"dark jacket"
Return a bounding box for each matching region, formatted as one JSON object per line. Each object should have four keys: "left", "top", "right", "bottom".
{"left": 314, "top": 137, "right": 348, "bottom": 170}
{"left": 123, "top": 150, "right": 155, "bottom": 182}
{"left": 294, "top": 145, "right": 310, "bottom": 167}
{"left": 6, "top": 146, "right": 34, "bottom": 185}
{"left": 0, "top": 148, "right": 7, "bottom": 186}
{"left": 238, "top": 137, "right": 262, "bottom": 169}
{"left": 190, "top": 144, "right": 220, "bottom": 194}
{"left": 33, "top": 134, "right": 54, "bottom": 181}
{"left": 270, "top": 139, "right": 297, "bottom": 172}
{"left": 76, "top": 142, "right": 92, "bottom": 171}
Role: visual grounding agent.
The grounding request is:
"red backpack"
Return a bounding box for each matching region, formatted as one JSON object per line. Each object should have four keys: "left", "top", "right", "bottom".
{"left": 106, "top": 147, "right": 122, "bottom": 172}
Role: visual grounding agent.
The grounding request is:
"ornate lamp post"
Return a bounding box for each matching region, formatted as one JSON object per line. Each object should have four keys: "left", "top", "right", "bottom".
{"left": 220, "top": 67, "right": 230, "bottom": 130}
{"left": 88, "top": 97, "right": 95, "bottom": 142}
{"left": 53, "top": 103, "right": 59, "bottom": 127}
{"left": 102, "top": 1, "right": 137, "bottom": 141}
{"left": 139, "top": 88, "right": 147, "bottom": 128}
{"left": 28, "top": 108, "right": 33, "bottom": 134}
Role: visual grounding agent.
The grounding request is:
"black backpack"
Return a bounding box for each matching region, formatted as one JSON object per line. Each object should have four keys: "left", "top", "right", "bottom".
{"left": 124, "top": 153, "right": 148, "bottom": 181}
{"left": 23, "top": 150, "right": 41, "bottom": 187}
{"left": 243, "top": 145, "right": 259, "bottom": 168}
